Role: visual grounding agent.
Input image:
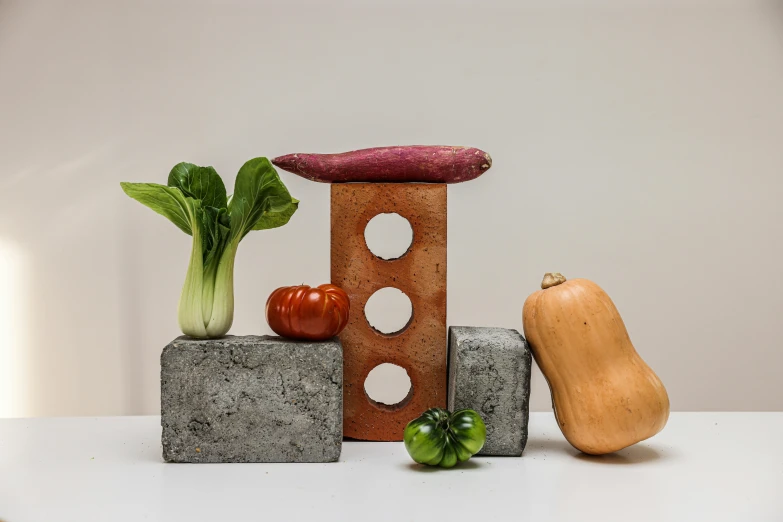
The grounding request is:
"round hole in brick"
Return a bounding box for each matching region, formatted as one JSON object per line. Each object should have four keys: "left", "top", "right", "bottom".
{"left": 364, "top": 287, "right": 413, "bottom": 335}
{"left": 364, "top": 363, "right": 413, "bottom": 410}
{"left": 364, "top": 213, "right": 413, "bottom": 260}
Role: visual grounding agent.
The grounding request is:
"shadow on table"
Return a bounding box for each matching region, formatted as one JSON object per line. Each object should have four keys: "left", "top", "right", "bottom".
{"left": 574, "top": 444, "right": 664, "bottom": 465}
{"left": 525, "top": 436, "right": 667, "bottom": 465}
{"left": 401, "top": 459, "right": 486, "bottom": 473}
{"left": 525, "top": 436, "right": 576, "bottom": 456}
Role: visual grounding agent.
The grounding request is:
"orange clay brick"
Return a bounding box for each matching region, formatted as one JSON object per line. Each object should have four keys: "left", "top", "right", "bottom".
{"left": 331, "top": 183, "right": 447, "bottom": 441}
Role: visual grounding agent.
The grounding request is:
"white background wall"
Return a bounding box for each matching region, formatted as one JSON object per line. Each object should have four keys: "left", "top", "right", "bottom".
{"left": 1, "top": 0, "right": 781, "bottom": 417}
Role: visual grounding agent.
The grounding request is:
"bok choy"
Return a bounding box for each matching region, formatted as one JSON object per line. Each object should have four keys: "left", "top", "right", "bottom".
{"left": 121, "top": 157, "right": 298, "bottom": 339}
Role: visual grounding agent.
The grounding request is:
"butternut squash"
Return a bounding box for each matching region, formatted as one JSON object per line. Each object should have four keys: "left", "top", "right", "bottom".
{"left": 522, "top": 273, "right": 669, "bottom": 455}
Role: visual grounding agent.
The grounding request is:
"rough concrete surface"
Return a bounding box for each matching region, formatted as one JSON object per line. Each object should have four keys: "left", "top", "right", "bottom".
{"left": 161, "top": 335, "right": 342, "bottom": 463}
{"left": 448, "top": 326, "right": 531, "bottom": 456}
{"left": 331, "top": 183, "right": 447, "bottom": 441}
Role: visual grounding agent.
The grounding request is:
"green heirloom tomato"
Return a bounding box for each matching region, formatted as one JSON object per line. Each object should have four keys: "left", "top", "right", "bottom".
{"left": 403, "top": 408, "right": 486, "bottom": 468}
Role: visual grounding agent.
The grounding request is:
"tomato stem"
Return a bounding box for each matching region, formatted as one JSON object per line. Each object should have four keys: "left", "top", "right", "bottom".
{"left": 435, "top": 408, "right": 450, "bottom": 431}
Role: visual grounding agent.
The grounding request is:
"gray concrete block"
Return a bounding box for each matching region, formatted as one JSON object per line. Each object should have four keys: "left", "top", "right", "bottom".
{"left": 161, "top": 335, "right": 342, "bottom": 463}
{"left": 448, "top": 326, "right": 531, "bottom": 456}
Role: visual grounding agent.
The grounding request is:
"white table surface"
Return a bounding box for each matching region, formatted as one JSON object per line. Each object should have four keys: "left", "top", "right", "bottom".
{"left": 0, "top": 412, "right": 781, "bottom": 522}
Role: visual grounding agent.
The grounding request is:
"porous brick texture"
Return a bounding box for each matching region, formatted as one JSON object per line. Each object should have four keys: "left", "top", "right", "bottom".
{"left": 448, "top": 326, "right": 531, "bottom": 456}
{"left": 332, "top": 183, "right": 447, "bottom": 441}
{"left": 161, "top": 335, "right": 342, "bottom": 463}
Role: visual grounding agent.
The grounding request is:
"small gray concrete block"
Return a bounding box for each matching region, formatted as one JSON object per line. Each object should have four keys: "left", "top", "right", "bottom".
{"left": 448, "top": 326, "right": 531, "bottom": 456}
{"left": 161, "top": 335, "right": 342, "bottom": 463}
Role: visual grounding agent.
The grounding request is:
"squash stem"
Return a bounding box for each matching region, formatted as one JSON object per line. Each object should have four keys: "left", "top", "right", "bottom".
{"left": 542, "top": 272, "right": 567, "bottom": 289}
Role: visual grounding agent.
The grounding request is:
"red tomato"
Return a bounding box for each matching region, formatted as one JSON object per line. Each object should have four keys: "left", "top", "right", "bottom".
{"left": 265, "top": 284, "right": 350, "bottom": 341}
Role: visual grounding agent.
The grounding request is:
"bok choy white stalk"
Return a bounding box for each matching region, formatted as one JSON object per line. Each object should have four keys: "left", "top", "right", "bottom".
{"left": 121, "top": 157, "right": 298, "bottom": 338}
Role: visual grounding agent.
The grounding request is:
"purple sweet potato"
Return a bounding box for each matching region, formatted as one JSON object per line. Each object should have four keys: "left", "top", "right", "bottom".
{"left": 271, "top": 145, "right": 492, "bottom": 184}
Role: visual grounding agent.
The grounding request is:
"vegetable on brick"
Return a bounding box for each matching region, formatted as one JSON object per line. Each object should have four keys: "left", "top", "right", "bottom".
{"left": 121, "top": 158, "right": 298, "bottom": 339}
{"left": 265, "top": 284, "right": 350, "bottom": 341}
{"left": 272, "top": 145, "right": 492, "bottom": 184}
